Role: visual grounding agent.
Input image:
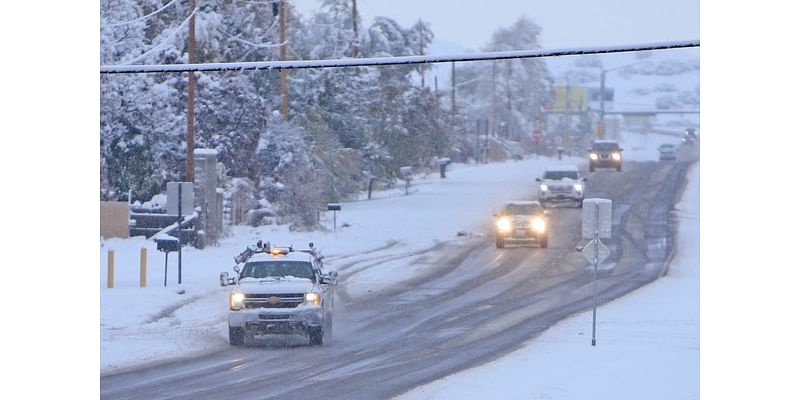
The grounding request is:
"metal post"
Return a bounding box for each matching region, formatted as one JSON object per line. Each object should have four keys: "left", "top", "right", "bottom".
{"left": 592, "top": 201, "right": 599, "bottom": 346}
{"left": 333, "top": 210, "right": 337, "bottom": 231}
{"left": 178, "top": 184, "right": 182, "bottom": 285}
{"left": 164, "top": 252, "right": 169, "bottom": 287}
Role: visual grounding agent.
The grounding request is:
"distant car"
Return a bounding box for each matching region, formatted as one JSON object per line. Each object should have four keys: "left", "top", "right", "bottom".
{"left": 536, "top": 165, "right": 586, "bottom": 208}
{"left": 494, "top": 201, "right": 550, "bottom": 249}
{"left": 588, "top": 140, "right": 623, "bottom": 172}
{"left": 658, "top": 143, "right": 677, "bottom": 161}
{"left": 682, "top": 128, "right": 697, "bottom": 145}
{"left": 220, "top": 242, "right": 338, "bottom": 346}
{"left": 508, "top": 142, "right": 524, "bottom": 161}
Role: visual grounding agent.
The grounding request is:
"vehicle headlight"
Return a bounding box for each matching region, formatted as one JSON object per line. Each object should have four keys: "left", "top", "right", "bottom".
{"left": 612, "top": 152, "right": 621, "bottom": 160}
{"left": 230, "top": 292, "right": 245, "bottom": 310}
{"left": 539, "top": 184, "right": 548, "bottom": 191}
{"left": 305, "top": 292, "right": 321, "bottom": 306}
{"left": 573, "top": 184, "right": 583, "bottom": 191}
{"left": 589, "top": 153, "right": 598, "bottom": 160}
{"left": 531, "top": 217, "right": 547, "bottom": 233}
{"left": 496, "top": 217, "right": 512, "bottom": 232}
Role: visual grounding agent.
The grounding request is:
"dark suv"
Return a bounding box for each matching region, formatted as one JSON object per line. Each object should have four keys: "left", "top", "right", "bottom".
{"left": 588, "top": 140, "right": 623, "bottom": 172}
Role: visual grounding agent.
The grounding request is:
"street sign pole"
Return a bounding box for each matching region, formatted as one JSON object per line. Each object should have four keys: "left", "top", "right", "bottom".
{"left": 592, "top": 203, "right": 599, "bottom": 346}
{"left": 177, "top": 183, "right": 182, "bottom": 285}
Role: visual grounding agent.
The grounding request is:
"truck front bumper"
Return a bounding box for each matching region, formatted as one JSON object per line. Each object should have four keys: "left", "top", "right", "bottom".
{"left": 229, "top": 306, "right": 323, "bottom": 334}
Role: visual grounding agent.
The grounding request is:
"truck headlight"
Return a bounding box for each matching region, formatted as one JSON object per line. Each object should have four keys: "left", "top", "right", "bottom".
{"left": 305, "top": 292, "right": 321, "bottom": 306}
{"left": 612, "top": 152, "right": 621, "bottom": 160}
{"left": 496, "top": 217, "right": 512, "bottom": 233}
{"left": 539, "top": 184, "right": 548, "bottom": 191}
{"left": 573, "top": 184, "right": 583, "bottom": 191}
{"left": 531, "top": 217, "right": 547, "bottom": 233}
{"left": 589, "top": 153, "right": 598, "bottom": 160}
{"left": 230, "top": 292, "right": 245, "bottom": 310}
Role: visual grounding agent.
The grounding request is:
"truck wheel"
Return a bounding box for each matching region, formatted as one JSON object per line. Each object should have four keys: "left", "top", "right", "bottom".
{"left": 229, "top": 327, "right": 244, "bottom": 346}
{"left": 496, "top": 238, "right": 505, "bottom": 249}
{"left": 309, "top": 327, "right": 324, "bottom": 346}
{"left": 539, "top": 235, "right": 549, "bottom": 248}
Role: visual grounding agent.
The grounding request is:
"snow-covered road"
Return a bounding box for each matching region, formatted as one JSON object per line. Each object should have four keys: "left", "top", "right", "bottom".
{"left": 398, "top": 162, "right": 699, "bottom": 400}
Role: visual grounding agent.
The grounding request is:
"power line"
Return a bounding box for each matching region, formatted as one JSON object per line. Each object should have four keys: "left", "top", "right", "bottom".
{"left": 102, "top": 0, "right": 180, "bottom": 28}
{"left": 101, "top": 39, "right": 699, "bottom": 74}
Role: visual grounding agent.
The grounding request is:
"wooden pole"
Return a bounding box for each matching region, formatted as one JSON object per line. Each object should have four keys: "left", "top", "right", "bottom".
{"left": 107, "top": 250, "right": 115, "bottom": 289}
{"left": 351, "top": 0, "right": 359, "bottom": 57}
{"left": 140, "top": 248, "right": 147, "bottom": 288}
{"left": 279, "top": 0, "right": 288, "bottom": 120}
{"left": 186, "top": 0, "right": 197, "bottom": 181}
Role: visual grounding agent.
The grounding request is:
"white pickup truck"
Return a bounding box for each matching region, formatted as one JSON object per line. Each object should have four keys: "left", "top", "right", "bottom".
{"left": 220, "top": 242, "right": 338, "bottom": 346}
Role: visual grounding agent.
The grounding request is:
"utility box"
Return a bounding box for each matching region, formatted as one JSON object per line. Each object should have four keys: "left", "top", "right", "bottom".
{"left": 582, "top": 198, "right": 612, "bottom": 239}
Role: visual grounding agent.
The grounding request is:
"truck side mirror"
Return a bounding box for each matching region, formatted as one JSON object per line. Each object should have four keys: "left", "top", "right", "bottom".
{"left": 220, "top": 272, "right": 230, "bottom": 287}
{"left": 320, "top": 271, "right": 338, "bottom": 286}
{"left": 535, "top": 178, "right": 541, "bottom": 182}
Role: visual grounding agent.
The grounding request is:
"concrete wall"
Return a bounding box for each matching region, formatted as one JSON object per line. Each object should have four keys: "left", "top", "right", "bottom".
{"left": 100, "top": 201, "right": 129, "bottom": 239}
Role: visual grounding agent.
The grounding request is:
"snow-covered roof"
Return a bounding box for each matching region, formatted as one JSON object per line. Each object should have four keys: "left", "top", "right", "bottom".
{"left": 592, "top": 140, "right": 619, "bottom": 144}
{"left": 545, "top": 164, "right": 579, "bottom": 172}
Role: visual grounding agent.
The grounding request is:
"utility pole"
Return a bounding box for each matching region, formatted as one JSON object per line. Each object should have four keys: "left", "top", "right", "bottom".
{"left": 279, "top": 0, "right": 288, "bottom": 120}
{"left": 351, "top": 0, "right": 359, "bottom": 57}
{"left": 450, "top": 62, "right": 456, "bottom": 116}
{"left": 491, "top": 62, "right": 497, "bottom": 137}
{"left": 418, "top": 21, "right": 426, "bottom": 88}
{"left": 186, "top": 0, "right": 197, "bottom": 182}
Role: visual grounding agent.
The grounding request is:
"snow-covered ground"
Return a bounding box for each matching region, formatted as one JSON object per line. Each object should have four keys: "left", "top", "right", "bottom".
{"left": 101, "top": 153, "right": 589, "bottom": 373}
{"left": 100, "top": 130, "right": 679, "bottom": 374}
{"left": 397, "top": 161, "right": 699, "bottom": 400}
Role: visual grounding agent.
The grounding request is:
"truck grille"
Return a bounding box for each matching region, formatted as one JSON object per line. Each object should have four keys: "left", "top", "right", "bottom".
{"left": 550, "top": 184, "right": 572, "bottom": 193}
{"left": 243, "top": 293, "right": 304, "bottom": 309}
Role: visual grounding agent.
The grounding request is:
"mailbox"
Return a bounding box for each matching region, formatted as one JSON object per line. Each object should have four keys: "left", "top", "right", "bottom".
{"left": 156, "top": 237, "right": 180, "bottom": 253}
{"left": 399, "top": 166, "right": 413, "bottom": 177}
{"left": 327, "top": 203, "right": 342, "bottom": 211}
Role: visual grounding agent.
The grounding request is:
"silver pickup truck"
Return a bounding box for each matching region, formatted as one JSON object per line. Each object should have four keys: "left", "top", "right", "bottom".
{"left": 220, "top": 242, "right": 338, "bottom": 346}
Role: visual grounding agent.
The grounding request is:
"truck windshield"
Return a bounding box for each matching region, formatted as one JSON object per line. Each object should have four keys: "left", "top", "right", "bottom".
{"left": 592, "top": 142, "right": 620, "bottom": 151}
{"left": 544, "top": 171, "right": 578, "bottom": 180}
{"left": 504, "top": 204, "right": 542, "bottom": 215}
{"left": 240, "top": 261, "right": 316, "bottom": 282}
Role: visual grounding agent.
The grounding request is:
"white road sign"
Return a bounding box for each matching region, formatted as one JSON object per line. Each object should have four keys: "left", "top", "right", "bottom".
{"left": 581, "top": 238, "right": 611, "bottom": 264}
{"left": 582, "top": 198, "right": 612, "bottom": 239}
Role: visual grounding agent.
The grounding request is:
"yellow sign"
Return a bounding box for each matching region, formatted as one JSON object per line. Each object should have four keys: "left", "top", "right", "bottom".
{"left": 552, "top": 86, "right": 588, "bottom": 111}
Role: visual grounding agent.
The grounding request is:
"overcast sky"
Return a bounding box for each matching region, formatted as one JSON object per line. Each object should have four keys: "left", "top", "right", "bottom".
{"left": 293, "top": 0, "right": 699, "bottom": 52}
